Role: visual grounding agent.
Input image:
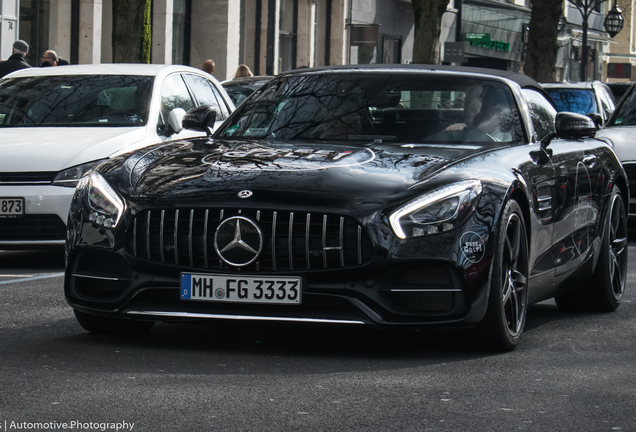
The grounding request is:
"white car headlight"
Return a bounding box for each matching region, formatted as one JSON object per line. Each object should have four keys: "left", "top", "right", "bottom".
{"left": 85, "top": 170, "right": 125, "bottom": 229}
{"left": 389, "top": 180, "right": 482, "bottom": 239}
{"left": 52, "top": 159, "right": 108, "bottom": 187}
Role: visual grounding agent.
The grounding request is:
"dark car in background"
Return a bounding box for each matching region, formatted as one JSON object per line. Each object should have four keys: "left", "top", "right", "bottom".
{"left": 221, "top": 75, "right": 273, "bottom": 106}
{"left": 65, "top": 65, "right": 628, "bottom": 352}
{"left": 606, "top": 82, "right": 633, "bottom": 101}
{"left": 542, "top": 81, "right": 616, "bottom": 126}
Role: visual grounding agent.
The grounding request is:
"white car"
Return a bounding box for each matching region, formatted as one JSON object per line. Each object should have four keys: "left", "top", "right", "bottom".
{"left": 0, "top": 64, "right": 235, "bottom": 249}
{"left": 595, "top": 84, "right": 636, "bottom": 217}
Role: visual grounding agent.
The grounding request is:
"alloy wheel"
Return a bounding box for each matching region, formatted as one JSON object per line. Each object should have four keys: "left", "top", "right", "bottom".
{"left": 501, "top": 213, "right": 528, "bottom": 337}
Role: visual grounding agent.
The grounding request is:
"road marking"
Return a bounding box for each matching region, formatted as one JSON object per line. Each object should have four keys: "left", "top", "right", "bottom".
{"left": 0, "top": 274, "right": 35, "bottom": 277}
{"left": 0, "top": 272, "right": 64, "bottom": 285}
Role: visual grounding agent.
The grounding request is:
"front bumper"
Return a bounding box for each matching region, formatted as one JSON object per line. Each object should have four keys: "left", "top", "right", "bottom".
{"left": 65, "top": 245, "right": 492, "bottom": 328}
{"left": 0, "top": 185, "right": 74, "bottom": 248}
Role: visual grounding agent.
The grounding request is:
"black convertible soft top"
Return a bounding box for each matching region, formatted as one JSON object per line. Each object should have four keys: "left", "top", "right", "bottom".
{"left": 280, "top": 63, "right": 548, "bottom": 99}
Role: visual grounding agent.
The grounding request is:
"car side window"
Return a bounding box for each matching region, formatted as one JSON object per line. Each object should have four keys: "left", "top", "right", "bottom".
{"left": 522, "top": 89, "right": 556, "bottom": 141}
{"left": 183, "top": 74, "right": 227, "bottom": 121}
{"left": 159, "top": 74, "right": 195, "bottom": 127}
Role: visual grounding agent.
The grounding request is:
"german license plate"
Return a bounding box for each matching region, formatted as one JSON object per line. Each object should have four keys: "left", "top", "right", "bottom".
{"left": 0, "top": 198, "right": 24, "bottom": 217}
{"left": 180, "top": 273, "right": 301, "bottom": 304}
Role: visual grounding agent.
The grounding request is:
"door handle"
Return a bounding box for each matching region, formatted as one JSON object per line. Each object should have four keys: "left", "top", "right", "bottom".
{"left": 583, "top": 155, "right": 597, "bottom": 167}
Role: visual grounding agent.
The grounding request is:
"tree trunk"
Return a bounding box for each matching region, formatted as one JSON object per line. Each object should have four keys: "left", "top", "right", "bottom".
{"left": 524, "top": 0, "right": 562, "bottom": 82}
{"left": 112, "top": 0, "right": 151, "bottom": 63}
{"left": 412, "top": 0, "right": 451, "bottom": 64}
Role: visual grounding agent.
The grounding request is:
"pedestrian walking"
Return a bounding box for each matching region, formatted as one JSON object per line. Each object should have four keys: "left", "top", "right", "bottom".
{"left": 0, "top": 40, "right": 32, "bottom": 78}
{"left": 202, "top": 59, "right": 215, "bottom": 75}
{"left": 233, "top": 64, "right": 253, "bottom": 79}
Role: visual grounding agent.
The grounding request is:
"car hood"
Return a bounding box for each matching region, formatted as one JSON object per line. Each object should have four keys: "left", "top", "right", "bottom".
{"left": 595, "top": 126, "right": 636, "bottom": 161}
{"left": 113, "top": 139, "right": 496, "bottom": 213}
{"left": 0, "top": 127, "right": 147, "bottom": 172}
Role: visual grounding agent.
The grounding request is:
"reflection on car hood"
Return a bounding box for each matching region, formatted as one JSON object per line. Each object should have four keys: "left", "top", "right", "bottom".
{"left": 595, "top": 126, "right": 636, "bottom": 161}
{"left": 117, "top": 138, "right": 493, "bottom": 211}
{"left": 0, "top": 127, "right": 147, "bottom": 172}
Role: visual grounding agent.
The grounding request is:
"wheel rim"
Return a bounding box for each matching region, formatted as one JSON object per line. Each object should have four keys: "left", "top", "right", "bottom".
{"left": 608, "top": 194, "right": 628, "bottom": 301}
{"left": 501, "top": 213, "right": 528, "bottom": 337}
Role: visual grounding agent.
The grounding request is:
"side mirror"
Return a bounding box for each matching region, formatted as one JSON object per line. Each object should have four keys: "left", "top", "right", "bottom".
{"left": 541, "top": 112, "right": 598, "bottom": 149}
{"left": 165, "top": 108, "right": 186, "bottom": 135}
{"left": 182, "top": 105, "right": 217, "bottom": 136}
{"left": 586, "top": 112, "right": 604, "bottom": 128}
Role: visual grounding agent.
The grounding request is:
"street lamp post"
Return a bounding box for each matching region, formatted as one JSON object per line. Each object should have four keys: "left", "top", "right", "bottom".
{"left": 572, "top": 0, "right": 624, "bottom": 82}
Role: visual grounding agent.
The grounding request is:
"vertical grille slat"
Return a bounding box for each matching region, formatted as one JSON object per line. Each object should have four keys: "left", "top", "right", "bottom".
{"left": 203, "top": 209, "right": 209, "bottom": 268}
{"left": 339, "top": 216, "right": 344, "bottom": 267}
{"left": 174, "top": 209, "right": 179, "bottom": 265}
{"left": 288, "top": 212, "right": 294, "bottom": 270}
{"left": 189, "top": 209, "right": 194, "bottom": 267}
{"left": 133, "top": 218, "right": 138, "bottom": 256}
{"left": 160, "top": 210, "right": 165, "bottom": 263}
{"left": 146, "top": 211, "right": 151, "bottom": 260}
{"left": 322, "top": 215, "right": 328, "bottom": 269}
{"left": 305, "top": 213, "right": 311, "bottom": 270}
{"left": 357, "top": 226, "right": 362, "bottom": 265}
{"left": 272, "top": 211, "right": 277, "bottom": 271}
{"left": 127, "top": 208, "right": 372, "bottom": 272}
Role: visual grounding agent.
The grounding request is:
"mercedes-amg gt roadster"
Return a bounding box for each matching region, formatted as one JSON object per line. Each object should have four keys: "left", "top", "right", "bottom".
{"left": 64, "top": 65, "right": 629, "bottom": 351}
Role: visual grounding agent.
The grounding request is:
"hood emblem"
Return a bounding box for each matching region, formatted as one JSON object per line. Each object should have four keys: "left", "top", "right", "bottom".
{"left": 238, "top": 190, "right": 253, "bottom": 199}
{"left": 214, "top": 216, "right": 263, "bottom": 267}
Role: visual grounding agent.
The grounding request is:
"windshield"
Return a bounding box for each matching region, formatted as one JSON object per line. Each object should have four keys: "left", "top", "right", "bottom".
{"left": 609, "top": 88, "right": 636, "bottom": 126}
{"left": 547, "top": 88, "right": 598, "bottom": 116}
{"left": 223, "top": 81, "right": 269, "bottom": 106}
{"left": 0, "top": 75, "right": 153, "bottom": 127}
{"left": 216, "top": 73, "right": 525, "bottom": 145}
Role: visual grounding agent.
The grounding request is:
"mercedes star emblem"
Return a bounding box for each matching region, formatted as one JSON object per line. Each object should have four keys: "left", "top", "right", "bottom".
{"left": 214, "top": 216, "right": 263, "bottom": 267}
{"left": 238, "top": 190, "right": 253, "bottom": 198}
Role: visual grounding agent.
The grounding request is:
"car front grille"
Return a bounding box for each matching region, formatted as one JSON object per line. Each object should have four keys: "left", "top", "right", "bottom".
{"left": 0, "top": 172, "right": 57, "bottom": 184}
{"left": 622, "top": 163, "right": 636, "bottom": 213}
{"left": 125, "top": 208, "right": 374, "bottom": 272}
{"left": 0, "top": 215, "right": 66, "bottom": 241}
{"left": 396, "top": 291, "right": 455, "bottom": 312}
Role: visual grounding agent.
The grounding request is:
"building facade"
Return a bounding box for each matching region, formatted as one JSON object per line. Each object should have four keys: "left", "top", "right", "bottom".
{"left": 9, "top": 0, "right": 632, "bottom": 83}
{"left": 440, "top": 0, "right": 531, "bottom": 72}
{"left": 604, "top": 0, "right": 635, "bottom": 82}
{"left": 10, "top": 0, "right": 416, "bottom": 82}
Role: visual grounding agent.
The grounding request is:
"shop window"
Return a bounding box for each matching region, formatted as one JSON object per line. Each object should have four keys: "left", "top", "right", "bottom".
{"left": 173, "top": 0, "right": 191, "bottom": 65}
{"left": 19, "top": 0, "right": 50, "bottom": 68}
{"left": 381, "top": 35, "right": 401, "bottom": 64}
{"left": 279, "top": 0, "right": 297, "bottom": 72}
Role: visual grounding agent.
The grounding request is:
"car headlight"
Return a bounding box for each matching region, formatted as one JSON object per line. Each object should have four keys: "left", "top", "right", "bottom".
{"left": 85, "top": 171, "right": 125, "bottom": 229}
{"left": 52, "top": 159, "right": 108, "bottom": 187}
{"left": 389, "top": 180, "right": 482, "bottom": 239}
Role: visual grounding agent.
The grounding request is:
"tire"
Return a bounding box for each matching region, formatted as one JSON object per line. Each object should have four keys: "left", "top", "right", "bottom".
{"left": 478, "top": 200, "right": 529, "bottom": 352}
{"left": 74, "top": 309, "right": 154, "bottom": 334}
{"left": 591, "top": 186, "right": 628, "bottom": 311}
{"left": 555, "top": 186, "right": 628, "bottom": 312}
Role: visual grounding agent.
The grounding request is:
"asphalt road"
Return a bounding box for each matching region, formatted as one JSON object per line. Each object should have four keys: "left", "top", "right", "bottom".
{"left": 0, "top": 236, "right": 635, "bottom": 431}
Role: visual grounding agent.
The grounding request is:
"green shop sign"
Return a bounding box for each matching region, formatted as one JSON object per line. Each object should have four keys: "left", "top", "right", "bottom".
{"left": 464, "top": 33, "right": 490, "bottom": 43}
{"left": 463, "top": 33, "right": 510, "bottom": 52}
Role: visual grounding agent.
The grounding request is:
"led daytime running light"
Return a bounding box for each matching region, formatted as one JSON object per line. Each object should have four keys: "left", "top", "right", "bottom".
{"left": 87, "top": 171, "right": 125, "bottom": 228}
{"left": 389, "top": 180, "right": 482, "bottom": 239}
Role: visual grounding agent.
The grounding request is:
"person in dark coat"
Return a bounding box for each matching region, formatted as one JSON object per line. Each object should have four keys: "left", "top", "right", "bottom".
{"left": 0, "top": 40, "right": 31, "bottom": 78}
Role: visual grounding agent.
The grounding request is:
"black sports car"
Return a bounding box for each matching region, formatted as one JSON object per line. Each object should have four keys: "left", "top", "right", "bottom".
{"left": 65, "top": 65, "right": 629, "bottom": 351}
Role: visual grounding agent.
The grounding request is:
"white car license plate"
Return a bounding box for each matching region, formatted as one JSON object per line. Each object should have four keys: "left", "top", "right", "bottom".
{"left": 0, "top": 198, "right": 24, "bottom": 217}
{"left": 180, "top": 273, "right": 301, "bottom": 304}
